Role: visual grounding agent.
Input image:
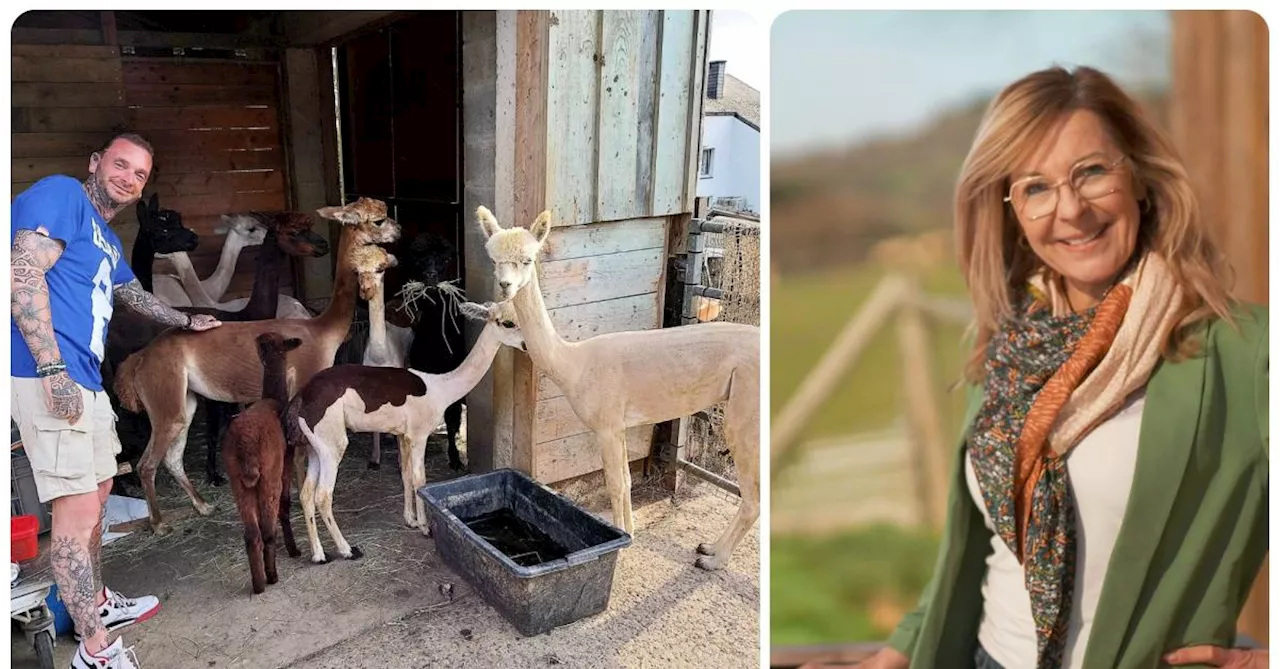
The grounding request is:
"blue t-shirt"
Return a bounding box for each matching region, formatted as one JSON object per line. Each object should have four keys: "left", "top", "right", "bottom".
{"left": 11, "top": 175, "right": 137, "bottom": 391}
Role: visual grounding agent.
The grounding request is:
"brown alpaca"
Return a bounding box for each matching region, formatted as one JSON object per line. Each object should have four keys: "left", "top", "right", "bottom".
{"left": 113, "top": 198, "right": 402, "bottom": 535}
{"left": 221, "top": 333, "right": 303, "bottom": 594}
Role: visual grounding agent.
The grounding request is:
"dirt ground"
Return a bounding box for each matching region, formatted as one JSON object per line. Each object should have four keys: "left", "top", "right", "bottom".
{"left": 10, "top": 430, "right": 759, "bottom": 668}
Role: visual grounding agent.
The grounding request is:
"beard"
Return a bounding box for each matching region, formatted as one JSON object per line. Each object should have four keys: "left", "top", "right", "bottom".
{"left": 83, "top": 173, "right": 132, "bottom": 213}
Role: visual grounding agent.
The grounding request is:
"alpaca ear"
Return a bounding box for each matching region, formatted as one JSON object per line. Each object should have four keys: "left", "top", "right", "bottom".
{"left": 214, "top": 214, "right": 232, "bottom": 235}
{"left": 476, "top": 206, "right": 502, "bottom": 239}
{"left": 149, "top": 192, "right": 159, "bottom": 211}
{"left": 284, "top": 337, "right": 303, "bottom": 351}
{"left": 385, "top": 253, "right": 399, "bottom": 269}
{"left": 458, "top": 301, "right": 491, "bottom": 321}
{"left": 317, "top": 204, "right": 359, "bottom": 226}
{"left": 530, "top": 210, "right": 551, "bottom": 244}
{"left": 136, "top": 197, "right": 150, "bottom": 222}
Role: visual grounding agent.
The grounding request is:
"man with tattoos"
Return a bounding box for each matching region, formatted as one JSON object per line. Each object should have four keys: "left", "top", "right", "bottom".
{"left": 10, "top": 133, "right": 221, "bottom": 669}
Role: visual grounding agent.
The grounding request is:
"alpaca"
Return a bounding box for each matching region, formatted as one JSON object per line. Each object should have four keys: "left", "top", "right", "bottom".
{"left": 112, "top": 198, "right": 401, "bottom": 535}
{"left": 477, "top": 206, "right": 761, "bottom": 570}
{"left": 221, "top": 332, "right": 304, "bottom": 594}
{"left": 285, "top": 301, "right": 525, "bottom": 563}
{"left": 355, "top": 245, "right": 405, "bottom": 469}
{"left": 152, "top": 212, "right": 266, "bottom": 307}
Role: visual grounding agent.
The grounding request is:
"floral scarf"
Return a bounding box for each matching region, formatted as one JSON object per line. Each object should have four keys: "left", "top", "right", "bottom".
{"left": 967, "top": 252, "right": 1183, "bottom": 667}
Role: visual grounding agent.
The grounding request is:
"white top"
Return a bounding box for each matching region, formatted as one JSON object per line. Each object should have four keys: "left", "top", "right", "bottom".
{"left": 964, "top": 390, "right": 1146, "bottom": 669}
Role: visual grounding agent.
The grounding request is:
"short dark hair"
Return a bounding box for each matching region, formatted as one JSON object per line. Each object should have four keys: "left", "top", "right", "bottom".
{"left": 97, "top": 132, "right": 154, "bottom": 158}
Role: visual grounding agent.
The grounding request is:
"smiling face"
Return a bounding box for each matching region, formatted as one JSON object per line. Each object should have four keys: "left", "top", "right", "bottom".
{"left": 476, "top": 207, "right": 551, "bottom": 301}
{"left": 88, "top": 138, "right": 153, "bottom": 207}
{"left": 1010, "top": 109, "right": 1143, "bottom": 309}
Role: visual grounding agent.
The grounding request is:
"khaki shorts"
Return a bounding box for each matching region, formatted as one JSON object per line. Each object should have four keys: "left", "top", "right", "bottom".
{"left": 11, "top": 376, "right": 123, "bottom": 503}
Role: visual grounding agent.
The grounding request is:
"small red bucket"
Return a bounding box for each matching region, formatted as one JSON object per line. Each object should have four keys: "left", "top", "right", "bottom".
{"left": 11, "top": 514, "right": 40, "bottom": 562}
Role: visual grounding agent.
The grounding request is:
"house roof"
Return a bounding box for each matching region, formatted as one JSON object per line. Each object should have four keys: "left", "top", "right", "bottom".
{"left": 704, "top": 73, "right": 759, "bottom": 130}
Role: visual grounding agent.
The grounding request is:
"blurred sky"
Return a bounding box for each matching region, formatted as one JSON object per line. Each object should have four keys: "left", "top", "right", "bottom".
{"left": 708, "top": 9, "right": 765, "bottom": 91}
{"left": 771, "top": 10, "right": 1171, "bottom": 158}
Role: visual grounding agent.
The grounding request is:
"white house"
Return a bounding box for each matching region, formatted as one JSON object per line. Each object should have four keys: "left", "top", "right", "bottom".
{"left": 697, "top": 60, "right": 760, "bottom": 215}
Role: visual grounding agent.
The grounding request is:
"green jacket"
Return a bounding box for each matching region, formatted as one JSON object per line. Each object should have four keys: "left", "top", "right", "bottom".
{"left": 887, "top": 304, "right": 1269, "bottom": 669}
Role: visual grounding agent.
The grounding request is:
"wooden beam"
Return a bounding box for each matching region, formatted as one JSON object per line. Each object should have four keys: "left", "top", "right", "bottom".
{"left": 100, "top": 11, "right": 117, "bottom": 46}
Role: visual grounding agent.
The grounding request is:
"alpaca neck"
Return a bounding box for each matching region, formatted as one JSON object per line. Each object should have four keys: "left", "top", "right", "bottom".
{"left": 206, "top": 231, "right": 249, "bottom": 300}
{"left": 241, "top": 229, "right": 284, "bottom": 319}
{"left": 365, "top": 282, "right": 390, "bottom": 358}
{"left": 512, "top": 267, "right": 573, "bottom": 382}
{"left": 131, "top": 232, "right": 156, "bottom": 292}
{"left": 437, "top": 322, "right": 504, "bottom": 405}
{"left": 260, "top": 358, "right": 290, "bottom": 406}
{"left": 168, "top": 252, "right": 218, "bottom": 307}
{"left": 315, "top": 229, "right": 359, "bottom": 334}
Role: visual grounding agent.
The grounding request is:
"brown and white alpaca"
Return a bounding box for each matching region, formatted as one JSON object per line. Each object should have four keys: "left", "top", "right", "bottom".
{"left": 157, "top": 213, "right": 314, "bottom": 318}
{"left": 152, "top": 213, "right": 266, "bottom": 307}
{"left": 284, "top": 301, "right": 525, "bottom": 563}
{"left": 477, "top": 206, "right": 760, "bottom": 570}
{"left": 113, "top": 198, "right": 401, "bottom": 535}
{"left": 221, "top": 332, "right": 304, "bottom": 594}
{"left": 355, "top": 245, "right": 404, "bottom": 469}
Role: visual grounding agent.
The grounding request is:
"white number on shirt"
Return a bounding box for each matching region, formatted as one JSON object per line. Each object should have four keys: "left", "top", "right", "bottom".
{"left": 89, "top": 258, "right": 113, "bottom": 362}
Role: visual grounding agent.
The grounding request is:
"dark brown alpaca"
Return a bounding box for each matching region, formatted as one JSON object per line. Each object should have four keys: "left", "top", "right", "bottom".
{"left": 222, "top": 333, "right": 303, "bottom": 594}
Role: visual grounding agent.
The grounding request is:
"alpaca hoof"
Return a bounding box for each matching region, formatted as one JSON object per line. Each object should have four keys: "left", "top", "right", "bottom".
{"left": 696, "top": 543, "right": 717, "bottom": 556}
{"left": 152, "top": 523, "right": 172, "bottom": 537}
{"left": 251, "top": 584, "right": 265, "bottom": 595}
{"left": 312, "top": 553, "right": 330, "bottom": 565}
{"left": 367, "top": 461, "right": 380, "bottom": 470}
{"left": 694, "top": 555, "right": 725, "bottom": 571}
{"left": 267, "top": 573, "right": 278, "bottom": 585}
{"left": 286, "top": 546, "right": 302, "bottom": 559}
{"left": 195, "top": 502, "right": 217, "bottom": 517}
{"left": 420, "top": 523, "right": 432, "bottom": 538}
{"left": 207, "top": 472, "right": 226, "bottom": 487}
{"left": 346, "top": 546, "right": 364, "bottom": 560}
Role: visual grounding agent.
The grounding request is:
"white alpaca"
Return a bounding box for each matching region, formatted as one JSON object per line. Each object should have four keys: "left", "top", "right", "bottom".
{"left": 286, "top": 301, "right": 526, "bottom": 563}
{"left": 477, "top": 206, "right": 760, "bottom": 570}
{"left": 155, "top": 213, "right": 313, "bottom": 319}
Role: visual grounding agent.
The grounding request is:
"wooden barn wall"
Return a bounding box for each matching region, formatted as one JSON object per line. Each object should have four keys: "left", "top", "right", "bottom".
{"left": 12, "top": 42, "right": 292, "bottom": 301}
{"left": 506, "top": 10, "right": 708, "bottom": 484}
{"left": 1170, "top": 9, "right": 1269, "bottom": 643}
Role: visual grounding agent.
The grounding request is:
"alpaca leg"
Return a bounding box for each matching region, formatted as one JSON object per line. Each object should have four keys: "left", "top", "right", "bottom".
{"left": 203, "top": 400, "right": 227, "bottom": 486}
{"left": 300, "top": 454, "right": 327, "bottom": 564}
{"left": 258, "top": 489, "right": 279, "bottom": 586}
{"left": 136, "top": 374, "right": 194, "bottom": 535}
{"left": 696, "top": 382, "right": 761, "bottom": 571}
{"left": 597, "top": 429, "right": 634, "bottom": 535}
{"left": 316, "top": 453, "right": 360, "bottom": 560}
{"left": 410, "top": 438, "right": 430, "bottom": 535}
{"left": 398, "top": 435, "right": 415, "bottom": 528}
{"left": 138, "top": 420, "right": 185, "bottom": 536}
{"left": 243, "top": 505, "right": 267, "bottom": 594}
{"left": 278, "top": 444, "right": 302, "bottom": 558}
{"left": 369, "top": 431, "right": 382, "bottom": 470}
{"left": 444, "top": 401, "right": 463, "bottom": 470}
{"left": 161, "top": 393, "right": 215, "bottom": 517}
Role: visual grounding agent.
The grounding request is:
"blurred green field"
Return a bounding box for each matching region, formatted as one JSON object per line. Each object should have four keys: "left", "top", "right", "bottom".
{"left": 770, "top": 260, "right": 971, "bottom": 645}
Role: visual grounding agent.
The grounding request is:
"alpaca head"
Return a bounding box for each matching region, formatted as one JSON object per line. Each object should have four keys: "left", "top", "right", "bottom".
{"left": 269, "top": 211, "right": 331, "bottom": 259}
{"left": 254, "top": 332, "right": 303, "bottom": 365}
{"left": 214, "top": 212, "right": 269, "bottom": 249}
{"left": 353, "top": 246, "right": 398, "bottom": 300}
{"left": 459, "top": 300, "right": 526, "bottom": 351}
{"left": 475, "top": 206, "right": 550, "bottom": 301}
{"left": 137, "top": 193, "right": 200, "bottom": 254}
{"left": 317, "top": 197, "right": 402, "bottom": 249}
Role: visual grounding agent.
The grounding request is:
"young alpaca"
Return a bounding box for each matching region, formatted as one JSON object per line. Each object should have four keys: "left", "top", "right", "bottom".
{"left": 113, "top": 198, "right": 401, "bottom": 535}
{"left": 355, "top": 245, "right": 404, "bottom": 469}
{"left": 152, "top": 212, "right": 267, "bottom": 307}
{"left": 284, "top": 301, "right": 525, "bottom": 563}
{"left": 477, "top": 207, "right": 761, "bottom": 571}
{"left": 221, "top": 333, "right": 304, "bottom": 594}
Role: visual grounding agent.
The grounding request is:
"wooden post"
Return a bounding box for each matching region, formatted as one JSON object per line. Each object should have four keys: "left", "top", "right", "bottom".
{"left": 894, "top": 275, "right": 948, "bottom": 530}
{"left": 100, "top": 11, "right": 117, "bottom": 46}
{"left": 770, "top": 274, "right": 907, "bottom": 476}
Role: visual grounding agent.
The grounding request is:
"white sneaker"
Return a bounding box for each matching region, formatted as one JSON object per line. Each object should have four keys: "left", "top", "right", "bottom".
{"left": 74, "top": 587, "right": 161, "bottom": 641}
{"left": 70, "top": 636, "right": 141, "bottom": 669}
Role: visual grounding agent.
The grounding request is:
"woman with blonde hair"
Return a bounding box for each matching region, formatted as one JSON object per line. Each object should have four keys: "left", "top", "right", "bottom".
{"left": 827, "top": 66, "right": 1268, "bottom": 669}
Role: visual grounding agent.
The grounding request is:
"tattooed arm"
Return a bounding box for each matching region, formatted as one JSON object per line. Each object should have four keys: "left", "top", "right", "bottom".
{"left": 11, "top": 229, "right": 84, "bottom": 422}
{"left": 112, "top": 278, "right": 221, "bottom": 330}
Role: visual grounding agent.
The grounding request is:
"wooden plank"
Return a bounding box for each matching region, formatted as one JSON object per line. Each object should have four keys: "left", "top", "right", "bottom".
{"left": 128, "top": 106, "right": 279, "bottom": 131}
{"left": 535, "top": 395, "right": 590, "bottom": 443}
{"left": 155, "top": 191, "right": 288, "bottom": 218}
{"left": 651, "top": 11, "right": 696, "bottom": 216}
{"left": 12, "top": 133, "right": 106, "bottom": 159}
{"left": 101, "top": 11, "right": 117, "bottom": 46}
{"left": 682, "top": 12, "right": 709, "bottom": 212}
{"left": 11, "top": 128, "right": 276, "bottom": 158}
{"left": 149, "top": 170, "right": 285, "bottom": 197}
{"left": 533, "top": 425, "right": 652, "bottom": 483}
{"left": 12, "top": 156, "right": 88, "bottom": 183}
{"left": 121, "top": 61, "right": 278, "bottom": 87}
{"left": 596, "top": 11, "right": 661, "bottom": 222}
{"left": 11, "top": 28, "right": 103, "bottom": 46}
{"left": 545, "top": 10, "right": 601, "bottom": 227}
{"left": 11, "top": 56, "right": 123, "bottom": 83}
{"left": 11, "top": 44, "right": 119, "bottom": 59}
{"left": 151, "top": 150, "right": 283, "bottom": 175}
{"left": 542, "top": 217, "right": 665, "bottom": 261}
{"left": 125, "top": 84, "right": 277, "bottom": 107}
{"left": 13, "top": 107, "right": 130, "bottom": 133}
{"left": 539, "top": 247, "right": 665, "bottom": 309}
{"left": 13, "top": 83, "right": 124, "bottom": 108}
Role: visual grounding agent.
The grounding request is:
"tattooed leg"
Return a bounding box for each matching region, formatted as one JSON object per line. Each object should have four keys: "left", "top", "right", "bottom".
{"left": 90, "top": 478, "right": 113, "bottom": 606}
{"left": 51, "top": 491, "right": 109, "bottom": 653}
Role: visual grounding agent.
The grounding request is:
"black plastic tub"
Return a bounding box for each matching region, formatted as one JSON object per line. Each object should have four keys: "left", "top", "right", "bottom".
{"left": 417, "top": 469, "right": 632, "bottom": 636}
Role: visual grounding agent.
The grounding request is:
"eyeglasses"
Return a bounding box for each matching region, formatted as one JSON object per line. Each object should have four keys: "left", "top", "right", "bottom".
{"left": 1004, "top": 154, "right": 1129, "bottom": 221}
